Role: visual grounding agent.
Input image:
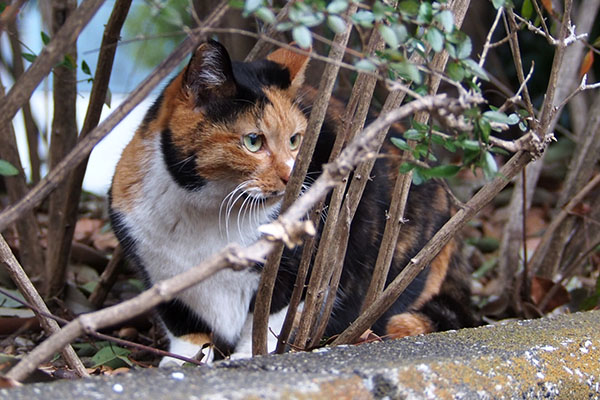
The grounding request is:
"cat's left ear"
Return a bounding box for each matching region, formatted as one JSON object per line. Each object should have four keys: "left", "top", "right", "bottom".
{"left": 267, "top": 45, "right": 310, "bottom": 95}
{"left": 183, "top": 40, "right": 237, "bottom": 102}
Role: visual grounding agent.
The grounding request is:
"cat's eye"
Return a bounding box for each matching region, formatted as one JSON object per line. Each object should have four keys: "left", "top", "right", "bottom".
{"left": 290, "top": 133, "right": 301, "bottom": 150}
{"left": 243, "top": 133, "right": 263, "bottom": 152}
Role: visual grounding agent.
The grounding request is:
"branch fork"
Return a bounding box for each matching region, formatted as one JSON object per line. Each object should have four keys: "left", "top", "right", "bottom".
{"left": 259, "top": 220, "right": 316, "bottom": 248}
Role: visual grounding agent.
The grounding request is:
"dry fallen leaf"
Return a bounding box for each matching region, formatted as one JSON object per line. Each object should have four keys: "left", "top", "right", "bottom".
{"left": 579, "top": 50, "right": 594, "bottom": 78}
{"left": 530, "top": 276, "right": 570, "bottom": 313}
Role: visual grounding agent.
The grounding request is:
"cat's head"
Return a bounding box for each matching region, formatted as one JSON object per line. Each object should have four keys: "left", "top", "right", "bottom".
{"left": 154, "top": 40, "right": 311, "bottom": 203}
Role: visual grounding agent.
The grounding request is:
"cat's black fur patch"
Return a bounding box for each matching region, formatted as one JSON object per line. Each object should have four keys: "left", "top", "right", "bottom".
{"left": 161, "top": 128, "right": 206, "bottom": 191}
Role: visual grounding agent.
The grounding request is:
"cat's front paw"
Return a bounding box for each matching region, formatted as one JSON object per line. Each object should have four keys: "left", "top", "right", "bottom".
{"left": 228, "top": 351, "right": 253, "bottom": 361}
{"left": 160, "top": 333, "right": 214, "bottom": 367}
{"left": 159, "top": 356, "right": 187, "bottom": 368}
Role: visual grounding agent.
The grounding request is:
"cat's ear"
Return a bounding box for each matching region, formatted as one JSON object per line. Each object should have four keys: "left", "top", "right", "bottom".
{"left": 267, "top": 44, "right": 310, "bottom": 94}
{"left": 183, "top": 40, "right": 236, "bottom": 101}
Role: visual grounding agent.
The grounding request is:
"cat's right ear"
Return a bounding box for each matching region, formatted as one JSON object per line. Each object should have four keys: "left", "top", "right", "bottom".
{"left": 267, "top": 44, "right": 310, "bottom": 95}
{"left": 183, "top": 40, "right": 237, "bottom": 102}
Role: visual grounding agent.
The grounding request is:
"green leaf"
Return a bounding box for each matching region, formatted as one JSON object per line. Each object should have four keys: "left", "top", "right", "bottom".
{"left": 81, "top": 60, "right": 91, "bottom": 76}
{"left": 392, "top": 24, "right": 408, "bottom": 43}
{"left": 0, "top": 289, "right": 26, "bottom": 308}
{"left": 478, "top": 118, "right": 491, "bottom": 142}
{"left": 399, "top": 162, "right": 416, "bottom": 173}
{"left": 352, "top": 10, "right": 374, "bottom": 27}
{"left": 456, "top": 36, "right": 472, "bottom": 59}
{"left": 390, "top": 136, "right": 411, "bottom": 151}
{"left": 466, "top": 237, "right": 500, "bottom": 253}
{"left": 462, "top": 59, "right": 489, "bottom": 80}
{"left": 398, "top": 0, "right": 419, "bottom": 16}
{"left": 404, "top": 129, "right": 424, "bottom": 141}
{"left": 483, "top": 110, "right": 513, "bottom": 124}
{"left": 482, "top": 151, "right": 498, "bottom": 179}
{"left": 507, "top": 113, "right": 520, "bottom": 125}
{"left": 443, "top": 139, "right": 457, "bottom": 152}
{"left": 22, "top": 53, "right": 37, "bottom": 62}
{"left": 435, "top": 10, "right": 454, "bottom": 32}
{"left": 79, "top": 281, "right": 98, "bottom": 295}
{"left": 390, "top": 61, "right": 422, "bottom": 84}
{"left": 425, "top": 164, "right": 461, "bottom": 178}
{"left": 412, "top": 167, "right": 427, "bottom": 185}
{"left": 58, "top": 54, "right": 77, "bottom": 70}
{"left": 378, "top": 24, "right": 399, "bottom": 48}
{"left": 327, "top": 0, "right": 348, "bottom": 14}
{"left": 91, "top": 345, "right": 132, "bottom": 369}
{"left": 41, "top": 31, "right": 51, "bottom": 45}
{"left": 521, "top": 0, "right": 533, "bottom": 19}
{"left": 461, "top": 139, "right": 480, "bottom": 151}
{"left": 492, "top": 0, "right": 506, "bottom": 9}
{"left": 445, "top": 42, "right": 457, "bottom": 59}
{"left": 276, "top": 22, "right": 294, "bottom": 31}
{"left": 416, "top": 2, "right": 433, "bottom": 24}
{"left": 354, "top": 59, "right": 377, "bottom": 71}
{"left": 430, "top": 134, "right": 445, "bottom": 146}
{"left": 297, "top": 12, "right": 325, "bottom": 27}
{"left": 0, "top": 159, "right": 19, "bottom": 176}
{"left": 412, "top": 120, "right": 428, "bottom": 132}
{"left": 255, "top": 7, "right": 276, "bottom": 24}
{"left": 327, "top": 15, "right": 347, "bottom": 34}
{"left": 446, "top": 61, "right": 465, "bottom": 81}
{"left": 426, "top": 27, "right": 444, "bottom": 52}
{"left": 244, "top": 0, "right": 262, "bottom": 13}
{"left": 292, "top": 25, "right": 312, "bottom": 49}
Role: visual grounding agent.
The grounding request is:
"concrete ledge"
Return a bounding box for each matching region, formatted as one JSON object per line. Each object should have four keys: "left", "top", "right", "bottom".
{"left": 2, "top": 311, "right": 599, "bottom": 399}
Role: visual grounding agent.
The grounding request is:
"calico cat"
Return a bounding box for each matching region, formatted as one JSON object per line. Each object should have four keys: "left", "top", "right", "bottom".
{"left": 109, "top": 40, "right": 479, "bottom": 366}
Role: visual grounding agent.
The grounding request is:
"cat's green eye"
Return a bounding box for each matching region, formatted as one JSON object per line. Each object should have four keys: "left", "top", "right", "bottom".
{"left": 290, "top": 133, "right": 301, "bottom": 150}
{"left": 243, "top": 133, "right": 263, "bottom": 152}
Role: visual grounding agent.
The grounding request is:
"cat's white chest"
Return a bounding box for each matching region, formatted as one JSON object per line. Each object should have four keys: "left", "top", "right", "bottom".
{"left": 122, "top": 136, "right": 279, "bottom": 344}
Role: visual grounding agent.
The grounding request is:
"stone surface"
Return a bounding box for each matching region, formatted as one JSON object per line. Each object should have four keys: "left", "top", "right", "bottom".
{"left": 1, "top": 310, "right": 599, "bottom": 399}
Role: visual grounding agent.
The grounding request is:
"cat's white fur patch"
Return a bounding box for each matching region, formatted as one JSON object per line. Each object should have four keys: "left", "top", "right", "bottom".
{"left": 159, "top": 332, "right": 214, "bottom": 367}
{"left": 231, "top": 305, "right": 293, "bottom": 359}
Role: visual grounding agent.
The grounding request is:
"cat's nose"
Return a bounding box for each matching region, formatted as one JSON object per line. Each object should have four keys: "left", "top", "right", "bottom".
{"left": 280, "top": 173, "right": 289, "bottom": 185}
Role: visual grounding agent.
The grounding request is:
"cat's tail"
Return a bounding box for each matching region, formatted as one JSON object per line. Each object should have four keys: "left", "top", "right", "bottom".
{"left": 386, "top": 239, "right": 482, "bottom": 338}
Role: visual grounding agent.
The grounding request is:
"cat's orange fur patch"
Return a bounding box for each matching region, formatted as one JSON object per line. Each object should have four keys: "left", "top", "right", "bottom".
{"left": 386, "top": 312, "right": 433, "bottom": 339}
{"left": 111, "top": 134, "right": 151, "bottom": 213}
{"left": 180, "top": 332, "right": 212, "bottom": 346}
{"left": 412, "top": 238, "right": 455, "bottom": 309}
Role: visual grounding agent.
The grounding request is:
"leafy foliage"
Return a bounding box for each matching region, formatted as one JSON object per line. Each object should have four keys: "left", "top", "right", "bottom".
{"left": 238, "top": 0, "right": 526, "bottom": 184}
{"left": 0, "top": 160, "right": 19, "bottom": 176}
